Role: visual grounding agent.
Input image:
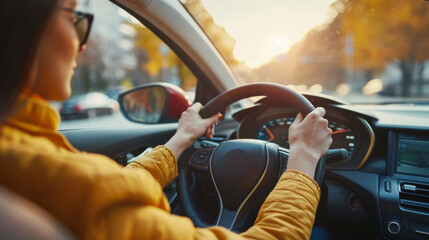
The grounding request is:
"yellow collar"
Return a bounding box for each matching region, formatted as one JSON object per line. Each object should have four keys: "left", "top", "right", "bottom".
{"left": 6, "top": 93, "right": 60, "bottom": 133}
{"left": 3, "top": 94, "right": 78, "bottom": 152}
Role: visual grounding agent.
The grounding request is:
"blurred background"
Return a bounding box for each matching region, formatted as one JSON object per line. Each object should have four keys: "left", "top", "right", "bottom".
{"left": 58, "top": 0, "right": 429, "bottom": 128}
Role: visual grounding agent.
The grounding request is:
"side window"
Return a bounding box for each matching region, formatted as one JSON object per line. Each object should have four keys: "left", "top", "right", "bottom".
{"left": 60, "top": 1, "right": 197, "bottom": 129}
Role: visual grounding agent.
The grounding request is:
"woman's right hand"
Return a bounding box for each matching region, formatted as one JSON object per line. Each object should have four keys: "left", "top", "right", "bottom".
{"left": 286, "top": 107, "right": 333, "bottom": 178}
{"left": 165, "top": 103, "right": 222, "bottom": 160}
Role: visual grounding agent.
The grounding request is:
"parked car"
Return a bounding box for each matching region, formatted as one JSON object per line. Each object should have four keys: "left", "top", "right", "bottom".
{"left": 59, "top": 92, "right": 119, "bottom": 119}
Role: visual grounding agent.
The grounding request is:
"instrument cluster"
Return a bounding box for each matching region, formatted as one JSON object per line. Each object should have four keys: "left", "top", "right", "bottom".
{"left": 236, "top": 106, "right": 375, "bottom": 170}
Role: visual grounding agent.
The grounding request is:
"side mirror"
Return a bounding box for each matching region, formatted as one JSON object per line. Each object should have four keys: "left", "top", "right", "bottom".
{"left": 118, "top": 83, "right": 191, "bottom": 124}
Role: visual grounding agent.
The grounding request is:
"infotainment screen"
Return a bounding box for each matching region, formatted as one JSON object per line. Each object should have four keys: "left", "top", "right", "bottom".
{"left": 396, "top": 134, "right": 429, "bottom": 176}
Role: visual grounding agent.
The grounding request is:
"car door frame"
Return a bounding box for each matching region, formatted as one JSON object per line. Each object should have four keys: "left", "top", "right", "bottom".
{"left": 63, "top": 0, "right": 239, "bottom": 161}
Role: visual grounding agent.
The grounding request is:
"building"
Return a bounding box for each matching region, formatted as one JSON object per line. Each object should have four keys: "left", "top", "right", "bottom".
{"left": 72, "top": 0, "right": 137, "bottom": 94}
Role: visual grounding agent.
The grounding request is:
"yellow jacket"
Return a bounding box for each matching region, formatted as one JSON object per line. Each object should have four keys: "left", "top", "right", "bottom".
{"left": 0, "top": 94, "right": 320, "bottom": 240}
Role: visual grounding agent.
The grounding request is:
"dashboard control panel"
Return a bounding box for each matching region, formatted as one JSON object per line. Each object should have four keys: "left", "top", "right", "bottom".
{"left": 379, "top": 131, "right": 429, "bottom": 239}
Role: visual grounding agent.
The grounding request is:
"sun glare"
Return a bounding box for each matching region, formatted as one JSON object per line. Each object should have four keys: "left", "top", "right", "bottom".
{"left": 201, "top": 0, "right": 336, "bottom": 68}
{"left": 233, "top": 34, "right": 291, "bottom": 68}
{"left": 270, "top": 35, "right": 288, "bottom": 52}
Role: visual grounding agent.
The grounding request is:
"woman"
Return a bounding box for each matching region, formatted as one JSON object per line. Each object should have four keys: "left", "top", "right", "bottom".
{"left": 0, "top": 0, "right": 332, "bottom": 239}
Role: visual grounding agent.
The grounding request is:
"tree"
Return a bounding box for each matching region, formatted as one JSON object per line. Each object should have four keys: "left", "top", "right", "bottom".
{"left": 338, "top": 0, "right": 429, "bottom": 96}
{"left": 131, "top": 25, "right": 196, "bottom": 91}
{"left": 130, "top": 0, "right": 241, "bottom": 91}
{"left": 252, "top": 13, "right": 345, "bottom": 91}
{"left": 253, "top": 0, "right": 429, "bottom": 97}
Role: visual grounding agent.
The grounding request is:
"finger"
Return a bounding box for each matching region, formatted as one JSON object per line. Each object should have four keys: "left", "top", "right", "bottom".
{"left": 79, "top": 45, "right": 87, "bottom": 52}
{"left": 205, "top": 125, "right": 214, "bottom": 138}
{"left": 300, "top": 107, "right": 326, "bottom": 125}
{"left": 202, "top": 113, "right": 222, "bottom": 128}
{"left": 293, "top": 113, "right": 303, "bottom": 125}
{"left": 312, "top": 107, "right": 326, "bottom": 117}
{"left": 189, "top": 102, "right": 203, "bottom": 113}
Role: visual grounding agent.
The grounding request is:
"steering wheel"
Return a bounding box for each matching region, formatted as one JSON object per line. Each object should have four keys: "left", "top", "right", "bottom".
{"left": 177, "top": 83, "right": 326, "bottom": 232}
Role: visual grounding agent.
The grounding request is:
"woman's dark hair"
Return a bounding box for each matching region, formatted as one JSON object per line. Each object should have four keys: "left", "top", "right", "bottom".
{"left": 0, "top": 0, "right": 59, "bottom": 121}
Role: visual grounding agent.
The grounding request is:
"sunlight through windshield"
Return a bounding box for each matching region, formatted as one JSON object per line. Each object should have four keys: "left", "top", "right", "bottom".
{"left": 182, "top": 0, "right": 429, "bottom": 103}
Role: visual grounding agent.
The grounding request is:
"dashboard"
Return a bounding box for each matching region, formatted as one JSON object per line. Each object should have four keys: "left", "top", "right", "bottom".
{"left": 236, "top": 105, "right": 375, "bottom": 170}
{"left": 215, "top": 94, "right": 429, "bottom": 239}
{"left": 63, "top": 91, "right": 429, "bottom": 240}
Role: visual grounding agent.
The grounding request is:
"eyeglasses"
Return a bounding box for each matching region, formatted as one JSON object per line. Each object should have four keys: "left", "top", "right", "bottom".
{"left": 60, "top": 8, "right": 94, "bottom": 47}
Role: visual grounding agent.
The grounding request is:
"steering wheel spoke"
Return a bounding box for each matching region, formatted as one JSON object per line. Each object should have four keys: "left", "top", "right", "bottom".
{"left": 278, "top": 147, "right": 290, "bottom": 175}
{"left": 215, "top": 207, "right": 241, "bottom": 231}
{"left": 188, "top": 148, "right": 215, "bottom": 172}
{"left": 178, "top": 147, "right": 215, "bottom": 173}
{"left": 179, "top": 139, "right": 220, "bottom": 172}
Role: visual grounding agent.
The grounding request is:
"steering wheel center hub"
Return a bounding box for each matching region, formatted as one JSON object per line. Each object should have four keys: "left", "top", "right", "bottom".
{"left": 211, "top": 140, "right": 268, "bottom": 210}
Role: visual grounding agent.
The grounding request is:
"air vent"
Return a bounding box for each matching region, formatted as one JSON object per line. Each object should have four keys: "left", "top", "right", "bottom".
{"left": 399, "top": 182, "right": 429, "bottom": 213}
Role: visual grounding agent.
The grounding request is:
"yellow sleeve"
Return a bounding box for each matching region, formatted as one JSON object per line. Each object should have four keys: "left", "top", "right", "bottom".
{"left": 241, "top": 170, "right": 321, "bottom": 240}
{"left": 98, "top": 205, "right": 245, "bottom": 240}
{"left": 125, "top": 146, "right": 178, "bottom": 188}
{"left": 93, "top": 170, "right": 320, "bottom": 240}
{"left": 1, "top": 146, "right": 319, "bottom": 240}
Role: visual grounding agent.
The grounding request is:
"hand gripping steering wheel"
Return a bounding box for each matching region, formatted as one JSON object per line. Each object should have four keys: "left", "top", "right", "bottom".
{"left": 177, "top": 83, "right": 326, "bottom": 232}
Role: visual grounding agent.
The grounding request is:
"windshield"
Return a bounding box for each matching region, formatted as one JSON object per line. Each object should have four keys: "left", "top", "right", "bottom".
{"left": 57, "top": 0, "right": 429, "bottom": 130}
{"left": 182, "top": 0, "right": 429, "bottom": 104}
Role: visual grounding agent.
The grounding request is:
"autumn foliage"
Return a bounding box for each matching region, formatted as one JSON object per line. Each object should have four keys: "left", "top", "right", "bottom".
{"left": 340, "top": 0, "right": 429, "bottom": 96}
{"left": 130, "top": 0, "right": 238, "bottom": 92}
{"left": 254, "top": 0, "right": 429, "bottom": 97}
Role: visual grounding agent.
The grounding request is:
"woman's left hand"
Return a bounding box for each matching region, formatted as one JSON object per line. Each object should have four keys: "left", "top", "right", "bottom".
{"left": 165, "top": 103, "right": 222, "bottom": 159}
